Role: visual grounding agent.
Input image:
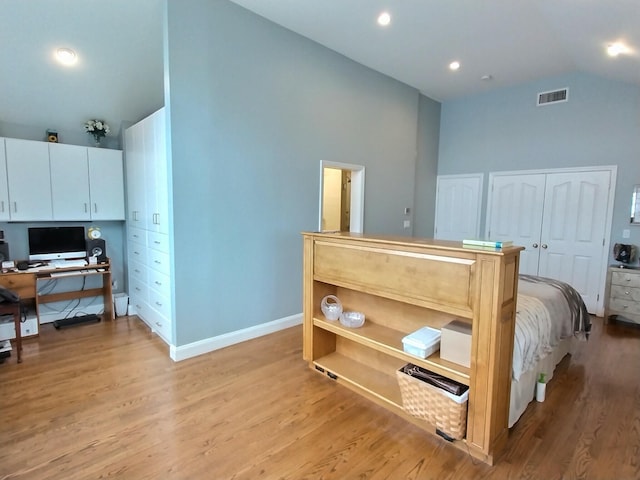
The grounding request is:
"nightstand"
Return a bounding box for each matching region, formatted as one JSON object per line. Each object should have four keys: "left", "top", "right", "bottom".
{"left": 604, "top": 266, "right": 640, "bottom": 325}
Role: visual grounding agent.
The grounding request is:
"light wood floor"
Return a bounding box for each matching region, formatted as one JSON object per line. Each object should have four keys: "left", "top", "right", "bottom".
{"left": 1, "top": 315, "right": 638, "bottom": 479}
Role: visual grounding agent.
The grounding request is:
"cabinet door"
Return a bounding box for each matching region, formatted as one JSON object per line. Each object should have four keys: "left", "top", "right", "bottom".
{"left": 49, "top": 143, "right": 91, "bottom": 220}
{"left": 0, "top": 139, "right": 10, "bottom": 221}
{"left": 150, "top": 108, "right": 169, "bottom": 234}
{"left": 5, "top": 138, "right": 53, "bottom": 221}
{"left": 88, "top": 148, "right": 125, "bottom": 220}
{"left": 486, "top": 173, "right": 546, "bottom": 275}
{"left": 125, "top": 122, "right": 147, "bottom": 227}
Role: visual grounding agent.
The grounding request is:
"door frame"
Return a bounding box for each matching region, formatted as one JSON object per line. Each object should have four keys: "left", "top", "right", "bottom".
{"left": 486, "top": 165, "right": 617, "bottom": 316}
{"left": 319, "top": 160, "right": 365, "bottom": 233}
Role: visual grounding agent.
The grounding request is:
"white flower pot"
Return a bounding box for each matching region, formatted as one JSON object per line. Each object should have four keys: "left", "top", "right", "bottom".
{"left": 536, "top": 381, "right": 546, "bottom": 402}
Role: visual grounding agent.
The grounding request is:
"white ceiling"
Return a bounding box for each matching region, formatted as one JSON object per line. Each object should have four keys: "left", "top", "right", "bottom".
{"left": 0, "top": 0, "right": 164, "bottom": 139}
{"left": 0, "top": 0, "right": 638, "bottom": 142}
{"left": 229, "top": 0, "right": 640, "bottom": 101}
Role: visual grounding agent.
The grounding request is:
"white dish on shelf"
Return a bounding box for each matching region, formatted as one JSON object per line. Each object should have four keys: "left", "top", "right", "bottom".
{"left": 339, "top": 311, "right": 365, "bottom": 328}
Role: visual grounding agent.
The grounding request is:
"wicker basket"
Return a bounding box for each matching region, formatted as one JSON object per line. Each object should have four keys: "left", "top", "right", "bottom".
{"left": 396, "top": 366, "right": 468, "bottom": 440}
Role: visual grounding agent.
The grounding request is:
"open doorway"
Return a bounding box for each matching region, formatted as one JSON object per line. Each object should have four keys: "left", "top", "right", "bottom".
{"left": 319, "top": 161, "right": 365, "bottom": 233}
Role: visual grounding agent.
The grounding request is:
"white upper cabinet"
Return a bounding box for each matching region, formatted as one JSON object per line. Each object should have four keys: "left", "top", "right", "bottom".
{"left": 147, "top": 108, "right": 169, "bottom": 234}
{"left": 49, "top": 142, "right": 91, "bottom": 220}
{"left": 88, "top": 147, "right": 125, "bottom": 220}
{"left": 3, "top": 138, "right": 124, "bottom": 222}
{"left": 0, "top": 139, "right": 10, "bottom": 221}
{"left": 5, "top": 138, "right": 53, "bottom": 221}
{"left": 125, "top": 121, "right": 147, "bottom": 227}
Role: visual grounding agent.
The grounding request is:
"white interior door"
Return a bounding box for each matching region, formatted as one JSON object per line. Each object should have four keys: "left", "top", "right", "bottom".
{"left": 434, "top": 174, "right": 483, "bottom": 241}
{"left": 538, "top": 170, "right": 611, "bottom": 312}
{"left": 486, "top": 173, "right": 546, "bottom": 275}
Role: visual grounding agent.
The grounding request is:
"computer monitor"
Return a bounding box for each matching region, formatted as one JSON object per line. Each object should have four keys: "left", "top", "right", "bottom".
{"left": 28, "top": 226, "right": 86, "bottom": 261}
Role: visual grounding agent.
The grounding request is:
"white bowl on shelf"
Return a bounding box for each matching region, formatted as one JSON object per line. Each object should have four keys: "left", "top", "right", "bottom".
{"left": 339, "top": 311, "right": 365, "bottom": 328}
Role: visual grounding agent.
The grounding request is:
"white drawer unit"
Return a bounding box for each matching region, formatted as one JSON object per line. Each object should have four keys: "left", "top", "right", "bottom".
{"left": 605, "top": 266, "right": 640, "bottom": 324}
{"left": 128, "top": 243, "right": 149, "bottom": 266}
{"left": 147, "top": 231, "right": 169, "bottom": 253}
{"left": 128, "top": 227, "right": 148, "bottom": 246}
{"left": 147, "top": 269, "right": 170, "bottom": 298}
{"left": 128, "top": 259, "right": 147, "bottom": 284}
{"left": 147, "top": 249, "right": 170, "bottom": 275}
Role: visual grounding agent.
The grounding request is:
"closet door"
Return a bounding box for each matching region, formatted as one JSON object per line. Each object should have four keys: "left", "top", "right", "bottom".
{"left": 486, "top": 174, "right": 546, "bottom": 275}
{"left": 434, "top": 174, "right": 483, "bottom": 241}
{"left": 538, "top": 170, "right": 610, "bottom": 312}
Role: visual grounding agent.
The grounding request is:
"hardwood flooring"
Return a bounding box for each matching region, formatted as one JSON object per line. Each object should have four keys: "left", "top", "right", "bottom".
{"left": 1, "top": 316, "right": 638, "bottom": 479}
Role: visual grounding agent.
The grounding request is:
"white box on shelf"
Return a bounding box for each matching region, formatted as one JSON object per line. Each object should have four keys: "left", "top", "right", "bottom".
{"left": 402, "top": 326, "right": 441, "bottom": 358}
{"left": 440, "top": 319, "right": 472, "bottom": 368}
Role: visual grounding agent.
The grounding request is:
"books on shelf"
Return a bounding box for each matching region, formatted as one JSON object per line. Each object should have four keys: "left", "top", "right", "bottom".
{"left": 462, "top": 239, "right": 513, "bottom": 249}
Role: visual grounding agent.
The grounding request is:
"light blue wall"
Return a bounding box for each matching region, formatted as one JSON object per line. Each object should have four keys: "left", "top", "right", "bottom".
{"left": 438, "top": 72, "right": 640, "bottom": 260}
{"left": 413, "top": 95, "right": 441, "bottom": 238}
{"left": 165, "top": 0, "right": 422, "bottom": 345}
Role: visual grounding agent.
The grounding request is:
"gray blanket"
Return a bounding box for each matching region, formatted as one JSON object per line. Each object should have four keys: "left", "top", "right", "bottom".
{"left": 519, "top": 274, "right": 591, "bottom": 339}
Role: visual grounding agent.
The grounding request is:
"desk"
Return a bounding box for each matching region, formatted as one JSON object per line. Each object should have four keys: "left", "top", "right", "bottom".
{"left": 0, "top": 302, "right": 21, "bottom": 363}
{"left": 0, "top": 262, "right": 114, "bottom": 341}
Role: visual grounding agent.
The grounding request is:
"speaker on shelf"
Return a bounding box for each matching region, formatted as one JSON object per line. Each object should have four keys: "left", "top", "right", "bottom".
{"left": 0, "top": 243, "right": 10, "bottom": 263}
{"left": 86, "top": 238, "right": 107, "bottom": 263}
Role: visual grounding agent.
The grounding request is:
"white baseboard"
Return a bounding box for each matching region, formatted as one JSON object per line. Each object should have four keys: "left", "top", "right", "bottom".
{"left": 170, "top": 312, "right": 302, "bottom": 362}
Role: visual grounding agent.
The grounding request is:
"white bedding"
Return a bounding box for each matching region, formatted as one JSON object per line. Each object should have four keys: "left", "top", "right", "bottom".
{"left": 512, "top": 279, "right": 574, "bottom": 381}
{"left": 509, "top": 275, "right": 589, "bottom": 427}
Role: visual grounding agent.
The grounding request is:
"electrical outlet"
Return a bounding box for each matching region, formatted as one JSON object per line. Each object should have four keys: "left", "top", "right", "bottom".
{"left": 623, "top": 229, "right": 631, "bottom": 239}
{"left": 112, "top": 280, "right": 118, "bottom": 290}
{"left": 403, "top": 220, "right": 411, "bottom": 228}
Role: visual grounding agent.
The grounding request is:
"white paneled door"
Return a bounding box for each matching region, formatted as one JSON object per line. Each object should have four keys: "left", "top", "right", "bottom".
{"left": 487, "top": 173, "right": 546, "bottom": 275}
{"left": 487, "top": 168, "right": 614, "bottom": 313}
{"left": 434, "top": 174, "right": 483, "bottom": 241}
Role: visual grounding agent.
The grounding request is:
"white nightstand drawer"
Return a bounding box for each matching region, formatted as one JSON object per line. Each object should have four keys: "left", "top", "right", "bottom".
{"left": 610, "top": 285, "right": 640, "bottom": 303}
{"left": 611, "top": 271, "right": 640, "bottom": 288}
{"left": 609, "top": 298, "right": 640, "bottom": 316}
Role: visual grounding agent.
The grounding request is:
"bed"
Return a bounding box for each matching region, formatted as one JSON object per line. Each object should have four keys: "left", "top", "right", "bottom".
{"left": 509, "top": 274, "right": 591, "bottom": 427}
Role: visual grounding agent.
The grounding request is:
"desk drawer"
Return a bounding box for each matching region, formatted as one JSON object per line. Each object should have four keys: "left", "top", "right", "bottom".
{"left": 0, "top": 273, "right": 36, "bottom": 299}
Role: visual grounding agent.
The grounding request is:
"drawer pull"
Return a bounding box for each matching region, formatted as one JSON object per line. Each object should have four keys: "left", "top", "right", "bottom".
{"left": 155, "top": 301, "right": 162, "bottom": 307}
{"left": 154, "top": 241, "right": 161, "bottom": 244}
{"left": 135, "top": 287, "right": 141, "bottom": 292}
{"left": 155, "top": 281, "right": 162, "bottom": 286}
{"left": 155, "top": 322, "right": 161, "bottom": 327}
{"left": 154, "top": 260, "right": 161, "bottom": 264}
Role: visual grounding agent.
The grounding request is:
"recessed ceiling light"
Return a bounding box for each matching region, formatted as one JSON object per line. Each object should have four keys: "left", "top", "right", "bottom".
{"left": 56, "top": 47, "right": 77, "bottom": 66}
{"left": 607, "top": 42, "right": 629, "bottom": 57}
{"left": 449, "top": 61, "right": 461, "bottom": 71}
{"left": 377, "top": 12, "right": 391, "bottom": 26}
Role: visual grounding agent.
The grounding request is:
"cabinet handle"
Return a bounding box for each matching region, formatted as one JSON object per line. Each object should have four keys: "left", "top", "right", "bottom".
{"left": 134, "top": 269, "right": 141, "bottom": 273}
{"left": 155, "top": 322, "right": 162, "bottom": 327}
{"left": 94, "top": 203, "right": 98, "bottom": 213}
{"left": 13, "top": 202, "right": 17, "bottom": 213}
{"left": 154, "top": 260, "right": 161, "bottom": 264}
{"left": 625, "top": 291, "right": 630, "bottom": 295}
{"left": 136, "top": 304, "right": 142, "bottom": 309}
{"left": 0, "top": 201, "right": 4, "bottom": 212}
{"left": 155, "top": 301, "right": 162, "bottom": 307}
{"left": 541, "top": 244, "right": 548, "bottom": 249}
{"left": 532, "top": 243, "right": 539, "bottom": 248}
{"left": 155, "top": 281, "right": 162, "bottom": 286}
{"left": 154, "top": 241, "right": 161, "bottom": 245}
{"left": 135, "top": 287, "right": 141, "bottom": 292}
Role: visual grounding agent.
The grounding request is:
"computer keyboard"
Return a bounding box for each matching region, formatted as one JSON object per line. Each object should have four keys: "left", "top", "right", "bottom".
{"left": 49, "top": 259, "right": 88, "bottom": 268}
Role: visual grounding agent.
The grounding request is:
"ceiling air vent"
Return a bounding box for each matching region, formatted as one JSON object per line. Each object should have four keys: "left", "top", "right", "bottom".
{"left": 537, "top": 88, "right": 569, "bottom": 106}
